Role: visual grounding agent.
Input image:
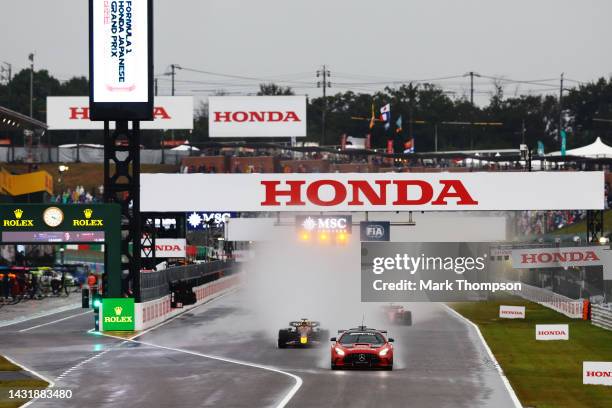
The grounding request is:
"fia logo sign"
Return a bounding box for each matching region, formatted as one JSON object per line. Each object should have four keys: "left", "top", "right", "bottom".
{"left": 360, "top": 221, "right": 390, "bottom": 242}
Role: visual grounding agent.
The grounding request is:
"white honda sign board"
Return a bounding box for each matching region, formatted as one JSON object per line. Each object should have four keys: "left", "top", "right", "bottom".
{"left": 141, "top": 172, "right": 604, "bottom": 212}
{"left": 499, "top": 305, "right": 525, "bottom": 319}
{"left": 142, "top": 238, "right": 186, "bottom": 258}
{"left": 583, "top": 362, "right": 612, "bottom": 386}
{"left": 535, "top": 324, "right": 569, "bottom": 340}
{"left": 48, "top": 96, "right": 194, "bottom": 130}
{"left": 512, "top": 246, "right": 612, "bottom": 278}
{"left": 208, "top": 96, "right": 306, "bottom": 138}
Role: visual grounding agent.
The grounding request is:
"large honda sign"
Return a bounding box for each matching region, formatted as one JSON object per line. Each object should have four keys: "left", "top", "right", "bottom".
{"left": 47, "top": 96, "right": 193, "bottom": 130}
{"left": 141, "top": 172, "right": 604, "bottom": 212}
{"left": 511, "top": 246, "right": 608, "bottom": 269}
{"left": 583, "top": 362, "right": 612, "bottom": 386}
{"left": 208, "top": 96, "right": 306, "bottom": 138}
{"left": 142, "top": 238, "right": 186, "bottom": 258}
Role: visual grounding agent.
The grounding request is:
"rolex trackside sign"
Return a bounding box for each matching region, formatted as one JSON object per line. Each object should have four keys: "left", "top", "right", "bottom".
{"left": 102, "top": 298, "right": 135, "bottom": 331}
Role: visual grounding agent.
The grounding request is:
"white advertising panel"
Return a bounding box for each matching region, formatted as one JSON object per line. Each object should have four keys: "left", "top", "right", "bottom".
{"left": 499, "top": 305, "right": 525, "bottom": 319}
{"left": 141, "top": 172, "right": 604, "bottom": 212}
{"left": 583, "top": 362, "right": 612, "bottom": 386}
{"left": 512, "top": 246, "right": 612, "bottom": 277}
{"left": 535, "top": 324, "right": 569, "bottom": 340}
{"left": 47, "top": 96, "right": 193, "bottom": 130}
{"left": 143, "top": 238, "right": 186, "bottom": 258}
{"left": 208, "top": 96, "right": 306, "bottom": 138}
{"left": 92, "top": 0, "right": 149, "bottom": 103}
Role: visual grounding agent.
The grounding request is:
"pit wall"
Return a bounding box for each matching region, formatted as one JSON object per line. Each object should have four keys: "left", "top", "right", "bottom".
{"left": 100, "top": 274, "right": 241, "bottom": 332}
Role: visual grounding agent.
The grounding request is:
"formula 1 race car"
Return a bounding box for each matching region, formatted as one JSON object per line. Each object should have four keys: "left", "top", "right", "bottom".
{"left": 381, "top": 304, "right": 412, "bottom": 326}
{"left": 330, "top": 326, "right": 394, "bottom": 370}
{"left": 278, "top": 319, "right": 329, "bottom": 348}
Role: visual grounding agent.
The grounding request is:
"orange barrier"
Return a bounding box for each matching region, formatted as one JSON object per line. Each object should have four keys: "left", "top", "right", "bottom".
{"left": 0, "top": 168, "right": 53, "bottom": 196}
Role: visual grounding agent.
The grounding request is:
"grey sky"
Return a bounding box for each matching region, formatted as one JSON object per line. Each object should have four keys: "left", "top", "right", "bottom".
{"left": 2, "top": 0, "right": 611, "bottom": 104}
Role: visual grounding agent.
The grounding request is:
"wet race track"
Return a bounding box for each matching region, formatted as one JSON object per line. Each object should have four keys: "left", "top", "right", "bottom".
{"left": 0, "top": 289, "right": 518, "bottom": 408}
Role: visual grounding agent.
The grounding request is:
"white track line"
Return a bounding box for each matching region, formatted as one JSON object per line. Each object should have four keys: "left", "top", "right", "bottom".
{"left": 443, "top": 304, "right": 522, "bottom": 408}
{"left": 0, "top": 302, "right": 82, "bottom": 328}
{"left": 18, "top": 310, "right": 92, "bottom": 333}
{"left": 2, "top": 353, "right": 56, "bottom": 408}
{"left": 102, "top": 332, "right": 302, "bottom": 408}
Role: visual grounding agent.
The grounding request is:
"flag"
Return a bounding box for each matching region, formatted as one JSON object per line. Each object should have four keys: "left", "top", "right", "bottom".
{"left": 560, "top": 130, "right": 567, "bottom": 157}
{"left": 537, "top": 141, "right": 545, "bottom": 156}
{"left": 380, "top": 104, "right": 391, "bottom": 130}
{"left": 369, "top": 104, "right": 376, "bottom": 129}
{"left": 404, "top": 138, "right": 415, "bottom": 153}
{"left": 396, "top": 116, "right": 403, "bottom": 134}
{"left": 28, "top": 53, "right": 34, "bottom": 62}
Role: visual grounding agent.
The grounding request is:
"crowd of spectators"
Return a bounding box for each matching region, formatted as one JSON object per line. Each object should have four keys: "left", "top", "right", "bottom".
{"left": 515, "top": 210, "right": 587, "bottom": 236}
{"left": 50, "top": 185, "right": 103, "bottom": 204}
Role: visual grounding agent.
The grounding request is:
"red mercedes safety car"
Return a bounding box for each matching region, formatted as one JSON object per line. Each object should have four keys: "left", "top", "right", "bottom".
{"left": 330, "top": 326, "right": 394, "bottom": 370}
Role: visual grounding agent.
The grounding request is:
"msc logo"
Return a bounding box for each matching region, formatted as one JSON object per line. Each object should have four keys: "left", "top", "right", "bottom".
{"left": 3, "top": 209, "right": 33, "bottom": 227}
{"left": 73, "top": 209, "right": 104, "bottom": 227}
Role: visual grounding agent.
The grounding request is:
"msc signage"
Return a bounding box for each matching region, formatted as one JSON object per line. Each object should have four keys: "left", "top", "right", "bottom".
{"left": 48, "top": 96, "right": 194, "bottom": 130}
{"left": 296, "top": 215, "right": 352, "bottom": 233}
{"left": 140, "top": 172, "right": 604, "bottom": 212}
{"left": 583, "top": 362, "right": 612, "bottom": 386}
{"left": 89, "top": 0, "right": 153, "bottom": 120}
{"left": 209, "top": 96, "right": 307, "bottom": 138}
{"left": 499, "top": 305, "right": 525, "bottom": 319}
{"left": 73, "top": 208, "right": 104, "bottom": 227}
{"left": 186, "top": 212, "right": 236, "bottom": 230}
{"left": 102, "top": 298, "right": 135, "bottom": 331}
{"left": 360, "top": 221, "right": 390, "bottom": 242}
{"left": 535, "top": 324, "right": 569, "bottom": 340}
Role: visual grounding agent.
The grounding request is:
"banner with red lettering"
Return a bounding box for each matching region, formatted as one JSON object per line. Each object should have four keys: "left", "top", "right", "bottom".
{"left": 511, "top": 246, "right": 611, "bottom": 269}
{"left": 208, "top": 96, "right": 306, "bottom": 138}
{"left": 47, "top": 96, "right": 193, "bottom": 130}
{"left": 141, "top": 172, "right": 604, "bottom": 212}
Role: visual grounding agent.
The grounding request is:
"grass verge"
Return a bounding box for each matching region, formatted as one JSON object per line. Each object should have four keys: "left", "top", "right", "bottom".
{"left": 0, "top": 356, "right": 49, "bottom": 408}
{"left": 449, "top": 295, "right": 612, "bottom": 408}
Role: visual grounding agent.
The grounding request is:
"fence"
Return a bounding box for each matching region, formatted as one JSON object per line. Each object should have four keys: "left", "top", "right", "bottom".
{"left": 592, "top": 304, "right": 612, "bottom": 331}
{"left": 140, "top": 260, "right": 236, "bottom": 302}
{"left": 507, "top": 282, "right": 584, "bottom": 318}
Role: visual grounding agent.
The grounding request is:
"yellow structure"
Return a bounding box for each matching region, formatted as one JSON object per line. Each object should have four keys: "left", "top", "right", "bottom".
{"left": 0, "top": 168, "right": 53, "bottom": 196}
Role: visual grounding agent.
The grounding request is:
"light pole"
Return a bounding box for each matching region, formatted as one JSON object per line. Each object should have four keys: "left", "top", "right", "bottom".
{"left": 28, "top": 53, "right": 34, "bottom": 118}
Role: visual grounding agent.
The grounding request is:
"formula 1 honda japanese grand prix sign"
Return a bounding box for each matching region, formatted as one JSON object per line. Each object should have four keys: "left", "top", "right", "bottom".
{"left": 89, "top": 0, "right": 153, "bottom": 120}
{"left": 511, "top": 246, "right": 611, "bottom": 269}
{"left": 141, "top": 172, "right": 604, "bottom": 212}
{"left": 48, "top": 96, "right": 193, "bottom": 130}
{"left": 208, "top": 96, "right": 307, "bottom": 138}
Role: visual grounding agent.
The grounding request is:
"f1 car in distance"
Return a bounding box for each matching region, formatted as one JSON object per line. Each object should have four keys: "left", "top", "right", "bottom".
{"left": 381, "top": 303, "right": 412, "bottom": 326}
{"left": 278, "top": 319, "right": 330, "bottom": 348}
{"left": 330, "top": 326, "right": 394, "bottom": 370}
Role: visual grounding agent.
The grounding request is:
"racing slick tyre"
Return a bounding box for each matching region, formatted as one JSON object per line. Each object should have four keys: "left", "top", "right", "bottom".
{"left": 278, "top": 329, "right": 290, "bottom": 348}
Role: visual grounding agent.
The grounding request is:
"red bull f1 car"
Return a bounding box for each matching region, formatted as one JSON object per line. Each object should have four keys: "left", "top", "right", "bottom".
{"left": 278, "top": 319, "right": 329, "bottom": 348}
{"left": 381, "top": 304, "right": 412, "bottom": 326}
{"left": 330, "top": 326, "right": 394, "bottom": 370}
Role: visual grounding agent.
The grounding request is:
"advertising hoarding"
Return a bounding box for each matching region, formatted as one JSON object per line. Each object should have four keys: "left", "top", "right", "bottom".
{"left": 499, "top": 305, "right": 525, "bottom": 319}
{"left": 142, "top": 238, "right": 186, "bottom": 258}
{"left": 186, "top": 211, "right": 236, "bottom": 230}
{"left": 89, "top": 0, "right": 153, "bottom": 120}
{"left": 535, "top": 324, "right": 569, "bottom": 341}
{"left": 583, "top": 362, "right": 612, "bottom": 386}
{"left": 141, "top": 172, "right": 604, "bottom": 212}
{"left": 208, "top": 96, "right": 307, "bottom": 138}
{"left": 48, "top": 96, "right": 193, "bottom": 130}
{"left": 102, "top": 298, "right": 135, "bottom": 331}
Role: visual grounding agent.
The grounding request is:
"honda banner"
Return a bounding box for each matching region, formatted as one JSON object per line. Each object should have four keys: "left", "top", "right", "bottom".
{"left": 143, "top": 238, "right": 186, "bottom": 258}
{"left": 583, "top": 362, "right": 612, "bottom": 386}
{"left": 208, "top": 96, "right": 307, "bottom": 138}
{"left": 511, "top": 246, "right": 612, "bottom": 269}
{"left": 141, "top": 172, "right": 604, "bottom": 212}
{"left": 47, "top": 96, "right": 194, "bottom": 130}
{"left": 536, "top": 324, "right": 569, "bottom": 340}
{"left": 499, "top": 305, "right": 525, "bottom": 319}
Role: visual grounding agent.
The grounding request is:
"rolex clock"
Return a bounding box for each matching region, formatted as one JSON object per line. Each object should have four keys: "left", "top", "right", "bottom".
{"left": 43, "top": 207, "right": 64, "bottom": 227}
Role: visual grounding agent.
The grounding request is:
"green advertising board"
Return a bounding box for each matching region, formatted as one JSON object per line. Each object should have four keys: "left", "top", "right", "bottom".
{"left": 102, "top": 298, "right": 135, "bottom": 331}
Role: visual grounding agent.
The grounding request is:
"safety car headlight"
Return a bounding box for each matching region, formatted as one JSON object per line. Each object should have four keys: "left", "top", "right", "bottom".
{"left": 334, "top": 347, "right": 345, "bottom": 356}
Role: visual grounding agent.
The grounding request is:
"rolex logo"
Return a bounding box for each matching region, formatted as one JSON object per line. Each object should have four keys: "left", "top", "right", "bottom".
{"left": 114, "top": 306, "right": 123, "bottom": 316}
{"left": 84, "top": 209, "right": 93, "bottom": 219}
{"left": 14, "top": 209, "right": 23, "bottom": 219}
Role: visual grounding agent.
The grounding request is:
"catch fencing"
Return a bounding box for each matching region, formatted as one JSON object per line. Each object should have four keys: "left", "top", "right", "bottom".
{"left": 507, "top": 282, "right": 584, "bottom": 318}
{"left": 592, "top": 304, "right": 612, "bottom": 331}
{"left": 140, "top": 260, "right": 237, "bottom": 302}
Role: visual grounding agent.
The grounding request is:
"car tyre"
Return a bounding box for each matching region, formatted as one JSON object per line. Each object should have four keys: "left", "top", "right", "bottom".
{"left": 278, "top": 329, "right": 289, "bottom": 348}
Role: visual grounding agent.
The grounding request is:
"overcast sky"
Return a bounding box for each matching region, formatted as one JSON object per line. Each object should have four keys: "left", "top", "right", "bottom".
{"left": 2, "top": 0, "right": 611, "bottom": 104}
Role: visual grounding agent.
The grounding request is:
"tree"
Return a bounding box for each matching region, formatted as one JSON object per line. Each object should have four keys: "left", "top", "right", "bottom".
{"left": 257, "top": 83, "right": 294, "bottom": 96}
